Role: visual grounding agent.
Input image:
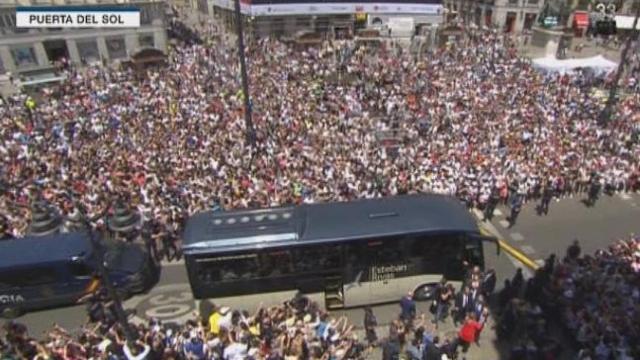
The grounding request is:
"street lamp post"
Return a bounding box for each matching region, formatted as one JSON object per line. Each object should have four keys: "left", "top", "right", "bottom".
{"left": 66, "top": 200, "right": 138, "bottom": 347}
{"left": 598, "top": 5, "right": 640, "bottom": 125}
{"left": 234, "top": 0, "right": 256, "bottom": 148}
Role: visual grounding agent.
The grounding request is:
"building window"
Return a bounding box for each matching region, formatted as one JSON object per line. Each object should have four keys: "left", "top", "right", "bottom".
{"left": 524, "top": 13, "right": 537, "bottom": 30}
{"left": 138, "top": 34, "right": 155, "bottom": 48}
{"left": 508, "top": 0, "right": 519, "bottom": 5}
{"left": 140, "top": 7, "right": 151, "bottom": 25}
{"left": 11, "top": 46, "right": 37, "bottom": 68}
{"left": 105, "top": 37, "right": 126, "bottom": 59}
{"left": 5, "top": 14, "right": 14, "bottom": 27}
{"left": 77, "top": 39, "right": 100, "bottom": 63}
{"left": 504, "top": 11, "right": 518, "bottom": 33}
{"left": 528, "top": 0, "right": 538, "bottom": 3}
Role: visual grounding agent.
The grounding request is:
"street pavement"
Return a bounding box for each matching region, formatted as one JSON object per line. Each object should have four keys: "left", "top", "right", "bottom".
{"left": 12, "top": 192, "right": 640, "bottom": 358}
{"left": 484, "top": 191, "right": 640, "bottom": 267}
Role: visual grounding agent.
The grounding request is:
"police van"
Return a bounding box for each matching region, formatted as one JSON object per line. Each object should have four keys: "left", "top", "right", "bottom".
{"left": 0, "top": 232, "right": 158, "bottom": 318}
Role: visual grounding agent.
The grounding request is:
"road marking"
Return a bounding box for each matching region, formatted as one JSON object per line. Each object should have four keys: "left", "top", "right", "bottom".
{"left": 494, "top": 209, "right": 503, "bottom": 216}
{"left": 125, "top": 283, "right": 194, "bottom": 325}
{"left": 477, "top": 222, "right": 538, "bottom": 276}
{"left": 499, "top": 220, "right": 510, "bottom": 228}
{"left": 510, "top": 233, "right": 524, "bottom": 242}
{"left": 520, "top": 245, "right": 536, "bottom": 255}
{"left": 535, "top": 259, "right": 545, "bottom": 267}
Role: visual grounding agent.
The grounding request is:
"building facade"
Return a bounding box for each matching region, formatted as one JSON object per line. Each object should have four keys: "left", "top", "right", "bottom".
{"left": 207, "top": 0, "right": 444, "bottom": 38}
{"left": 0, "top": 0, "right": 168, "bottom": 76}
{"left": 444, "top": 0, "right": 544, "bottom": 33}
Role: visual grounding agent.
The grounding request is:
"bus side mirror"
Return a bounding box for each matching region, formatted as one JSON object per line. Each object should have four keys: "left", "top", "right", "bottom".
{"left": 475, "top": 235, "right": 500, "bottom": 256}
{"left": 488, "top": 236, "right": 500, "bottom": 256}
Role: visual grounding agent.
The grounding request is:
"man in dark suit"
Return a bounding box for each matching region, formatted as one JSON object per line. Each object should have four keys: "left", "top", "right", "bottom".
{"left": 538, "top": 181, "right": 554, "bottom": 216}
{"left": 453, "top": 286, "right": 472, "bottom": 326}
{"left": 483, "top": 187, "right": 501, "bottom": 221}
{"left": 399, "top": 291, "right": 416, "bottom": 324}
{"left": 482, "top": 268, "right": 497, "bottom": 296}
{"left": 507, "top": 194, "right": 523, "bottom": 228}
{"left": 423, "top": 336, "right": 443, "bottom": 360}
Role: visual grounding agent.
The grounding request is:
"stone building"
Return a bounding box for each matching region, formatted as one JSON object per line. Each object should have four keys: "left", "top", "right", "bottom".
{"left": 445, "top": 0, "right": 545, "bottom": 33}
{"left": 0, "top": 0, "right": 167, "bottom": 82}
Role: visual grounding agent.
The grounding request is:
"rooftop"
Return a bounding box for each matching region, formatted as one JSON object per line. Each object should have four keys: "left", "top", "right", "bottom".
{"left": 0, "top": 231, "right": 93, "bottom": 268}
{"left": 183, "top": 194, "right": 480, "bottom": 254}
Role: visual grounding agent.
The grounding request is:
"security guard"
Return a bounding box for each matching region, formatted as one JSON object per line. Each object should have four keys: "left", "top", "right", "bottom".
{"left": 483, "top": 187, "right": 500, "bottom": 222}
{"left": 508, "top": 194, "right": 523, "bottom": 228}
{"left": 586, "top": 175, "right": 601, "bottom": 207}
{"left": 538, "top": 181, "right": 554, "bottom": 216}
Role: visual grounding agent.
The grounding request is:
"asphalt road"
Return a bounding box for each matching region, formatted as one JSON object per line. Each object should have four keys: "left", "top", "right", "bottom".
{"left": 12, "top": 192, "right": 640, "bottom": 358}
{"left": 485, "top": 191, "right": 640, "bottom": 266}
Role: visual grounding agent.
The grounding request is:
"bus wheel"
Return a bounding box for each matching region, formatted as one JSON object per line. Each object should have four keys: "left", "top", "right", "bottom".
{"left": 412, "top": 283, "right": 438, "bottom": 301}
{"left": 1, "top": 306, "right": 23, "bottom": 319}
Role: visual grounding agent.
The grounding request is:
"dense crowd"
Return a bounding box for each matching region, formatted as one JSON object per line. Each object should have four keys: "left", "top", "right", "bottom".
{"left": 0, "top": 261, "right": 499, "bottom": 360}
{"left": 1, "top": 291, "right": 371, "bottom": 360}
{"left": 2, "top": 16, "right": 640, "bottom": 252}
{"left": 376, "top": 263, "right": 498, "bottom": 359}
{"left": 496, "top": 235, "right": 640, "bottom": 360}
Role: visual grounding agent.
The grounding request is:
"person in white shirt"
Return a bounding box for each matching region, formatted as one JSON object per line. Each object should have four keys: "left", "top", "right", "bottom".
{"left": 218, "top": 307, "right": 233, "bottom": 331}
{"left": 123, "top": 341, "right": 151, "bottom": 360}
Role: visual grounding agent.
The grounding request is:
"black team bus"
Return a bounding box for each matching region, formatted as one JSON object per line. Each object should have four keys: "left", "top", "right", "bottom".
{"left": 183, "top": 194, "right": 498, "bottom": 309}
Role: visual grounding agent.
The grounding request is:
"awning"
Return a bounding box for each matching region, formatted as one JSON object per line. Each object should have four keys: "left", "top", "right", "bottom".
{"left": 573, "top": 11, "right": 589, "bottom": 28}
{"left": 615, "top": 15, "right": 640, "bottom": 30}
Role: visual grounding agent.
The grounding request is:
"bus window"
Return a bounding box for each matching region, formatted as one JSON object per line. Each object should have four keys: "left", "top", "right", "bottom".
{"left": 259, "top": 250, "right": 293, "bottom": 277}
{"left": 464, "top": 238, "right": 483, "bottom": 267}
{"left": 293, "top": 244, "right": 342, "bottom": 273}
{"left": 409, "top": 234, "right": 465, "bottom": 279}
{"left": 195, "top": 254, "right": 259, "bottom": 283}
{"left": 0, "top": 267, "right": 57, "bottom": 287}
{"left": 368, "top": 238, "right": 404, "bottom": 264}
{"left": 69, "top": 262, "right": 94, "bottom": 278}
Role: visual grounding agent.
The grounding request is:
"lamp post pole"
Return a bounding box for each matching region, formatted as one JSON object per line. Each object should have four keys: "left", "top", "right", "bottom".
{"left": 598, "top": 5, "right": 640, "bottom": 125}
{"left": 234, "top": 0, "right": 256, "bottom": 148}
{"left": 75, "top": 203, "right": 137, "bottom": 347}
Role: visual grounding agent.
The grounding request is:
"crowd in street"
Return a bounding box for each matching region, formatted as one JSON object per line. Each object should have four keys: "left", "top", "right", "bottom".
{"left": 377, "top": 263, "right": 497, "bottom": 360}
{"left": 495, "top": 235, "right": 640, "bottom": 360}
{"left": 1, "top": 291, "right": 371, "bottom": 359}
{"left": 2, "top": 13, "right": 640, "bottom": 253}
{"left": 0, "top": 263, "right": 500, "bottom": 360}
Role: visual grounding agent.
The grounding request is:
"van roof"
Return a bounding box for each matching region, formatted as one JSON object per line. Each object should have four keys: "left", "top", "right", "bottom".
{"left": 0, "top": 232, "right": 94, "bottom": 268}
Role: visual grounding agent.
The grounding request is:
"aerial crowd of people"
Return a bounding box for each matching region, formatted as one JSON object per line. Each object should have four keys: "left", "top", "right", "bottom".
{"left": 0, "top": 251, "right": 500, "bottom": 360}
{"left": 495, "top": 234, "right": 640, "bottom": 360}
{"left": 1, "top": 7, "right": 640, "bottom": 358}
{"left": 1, "top": 10, "right": 640, "bottom": 251}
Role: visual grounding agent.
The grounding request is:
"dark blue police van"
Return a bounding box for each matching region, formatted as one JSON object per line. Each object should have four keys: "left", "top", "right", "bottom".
{"left": 0, "top": 232, "right": 158, "bottom": 318}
